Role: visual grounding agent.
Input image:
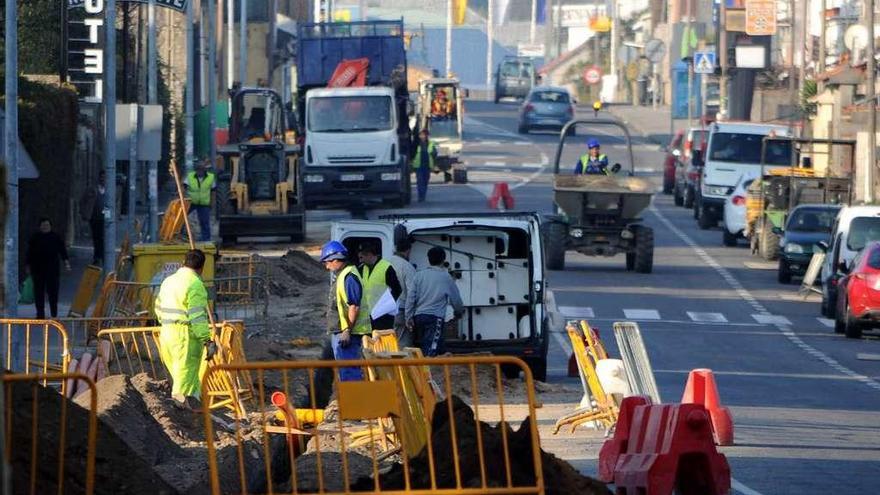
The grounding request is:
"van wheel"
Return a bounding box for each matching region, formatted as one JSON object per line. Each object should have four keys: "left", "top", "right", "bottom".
{"left": 697, "top": 207, "right": 715, "bottom": 230}
{"left": 632, "top": 225, "right": 654, "bottom": 274}
{"left": 528, "top": 359, "right": 547, "bottom": 382}
{"left": 759, "top": 223, "right": 780, "bottom": 261}
{"left": 844, "top": 302, "right": 863, "bottom": 339}
{"left": 543, "top": 222, "right": 567, "bottom": 270}
{"left": 722, "top": 229, "right": 738, "bottom": 247}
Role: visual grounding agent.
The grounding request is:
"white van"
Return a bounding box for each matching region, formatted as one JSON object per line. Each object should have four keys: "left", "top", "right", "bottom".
{"left": 331, "top": 213, "right": 553, "bottom": 380}
{"left": 696, "top": 122, "right": 793, "bottom": 230}
{"left": 820, "top": 206, "right": 880, "bottom": 317}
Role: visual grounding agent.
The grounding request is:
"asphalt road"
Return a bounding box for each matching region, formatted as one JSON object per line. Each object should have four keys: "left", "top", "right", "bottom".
{"left": 453, "top": 100, "right": 880, "bottom": 494}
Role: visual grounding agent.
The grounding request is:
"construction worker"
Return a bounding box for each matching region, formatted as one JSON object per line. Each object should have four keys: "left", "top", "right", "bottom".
{"left": 358, "top": 240, "right": 402, "bottom": 332}
{"left": 431, "top": 90, "right": 450, "bottom": 118}
{"left": 593, "top": 100, "right": 602, "bottom": 117}
{"left": 154, "top": 249, "right": 217, "bottom": 408}
{"left": 387, "top": 239, "right": 416, "bottom": 347}
{"left": 185, "top": 159, "right": 216, "bottom": 242}
{"left": 411, "top": 129, "right": 439, "bottom": 202}
{"left": 405, "top": 246, "right": 464, "bottom": 357}
{"left": 574, "top": 139, "right": 610, "bottom": 175}
{"left": 321, "top": 241, "right": 370, "bottom": 381}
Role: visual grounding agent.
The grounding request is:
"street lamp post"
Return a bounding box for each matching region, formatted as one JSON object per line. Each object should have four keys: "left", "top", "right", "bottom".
{"left": 5, "top": 0, "right": 19, "bottom": 316}
{"left": 105, "top": 0, "right": 118, "bottom": 273}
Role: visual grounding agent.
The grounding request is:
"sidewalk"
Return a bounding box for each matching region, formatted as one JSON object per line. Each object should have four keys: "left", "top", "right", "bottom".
{"left": 606, "top": 104, "right": 685, "bottom": 147}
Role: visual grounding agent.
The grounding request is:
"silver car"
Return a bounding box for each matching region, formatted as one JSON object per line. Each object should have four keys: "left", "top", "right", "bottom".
{"left": 517, "top": 87, "right": 575, "bottom": 134}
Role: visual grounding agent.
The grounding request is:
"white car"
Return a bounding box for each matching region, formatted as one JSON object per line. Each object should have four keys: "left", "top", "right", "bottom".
{"left": 820, "top": 205, "right": 880, "bottom": 317}
{"left": 721, "top": 171, "right": 760, "bottom": 247}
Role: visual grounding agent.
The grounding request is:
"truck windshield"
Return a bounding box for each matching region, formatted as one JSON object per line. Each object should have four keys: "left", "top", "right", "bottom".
{"left": 709, "top": 133, "right": 792, "bottom": 166}
{"left": 847, "top": 217, "right": 880, "bottom": 251}
{"left": 308, "top": 95, "right": 393, "bottom": 132}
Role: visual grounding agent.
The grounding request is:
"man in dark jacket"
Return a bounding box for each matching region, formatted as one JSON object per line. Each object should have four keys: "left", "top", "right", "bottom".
{"left": 26, "top": 218, "right": 71, "bottom": 319}
{"left": 80, "top": 170, "right": 106, "bottom": 265}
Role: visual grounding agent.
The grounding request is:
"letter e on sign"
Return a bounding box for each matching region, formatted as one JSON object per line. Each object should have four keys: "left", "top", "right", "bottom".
{"left": 84, "top": 49, "right": 104, "bottom": 74}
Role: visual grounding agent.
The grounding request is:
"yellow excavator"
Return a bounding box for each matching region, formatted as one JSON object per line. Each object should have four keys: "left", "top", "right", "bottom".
{"left": 216, "top": 88, "right": 305, "bottom": 245}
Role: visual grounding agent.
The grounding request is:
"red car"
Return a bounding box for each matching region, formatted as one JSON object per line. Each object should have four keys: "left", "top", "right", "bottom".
{"left": 662, "top": 130, "right": 684, "bottom": 194}
{"left": 835, "top": 241, "right": 880, "bottom": 338}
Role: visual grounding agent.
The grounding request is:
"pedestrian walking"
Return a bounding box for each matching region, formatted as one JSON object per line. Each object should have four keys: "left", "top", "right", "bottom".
{"left": 321, "top": 241, "right": 371, "bottom": 381}
{"left": 154, "top": 249, "right": 216, "bottom": 409}
{"left": 411, "top": 129, "right": 438, "bottom": 202}
{"left": 387, "top": 239, "right": 416, "bottom": 347}
{"left": 358, "top": 240, "right": 402, "bottom": 332}
{"left": 405, "top": 246, "right": 464, "bottom": 357}
{"left": 185, "top": 159, "right": 216, "bottom": 242}
{"left": 80, "top": 170, "right": 106, "bottom": 265}
{"left": 25, "top": 218, "right": 71, "bottom": 319}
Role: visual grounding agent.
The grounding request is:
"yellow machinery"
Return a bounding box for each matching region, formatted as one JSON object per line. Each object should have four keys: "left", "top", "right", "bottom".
{"left": 217, "top": 88, "right": 305, "bottom": 245}
{"left": 416, "top": 77, "right": 468, "bottom": 183}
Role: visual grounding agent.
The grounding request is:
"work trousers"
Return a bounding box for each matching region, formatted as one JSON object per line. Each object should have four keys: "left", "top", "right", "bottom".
{"left": 394, "top": 311, "right": 413, "bottom": 348}
{"left": 415, "top": 167, "right": 431, "bottom": 202}
{"left": 331, "top": 332, "right": 365, "bottom": 381}
{"left": 33, "top": 271, "right": 60, "bottom": 319}
{"left": 414, "top": 314, "right": 445, "bottom": 357}
{"left": 89, "top": 217, "right": 104, "bottom": 265}
{"left": 192, "top": 204, "right": 212, "bottom": 242}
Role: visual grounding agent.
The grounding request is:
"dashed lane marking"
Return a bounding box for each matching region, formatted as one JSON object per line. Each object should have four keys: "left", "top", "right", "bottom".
{"left": 751, "top": 314, "right": 792, "bottom": 325}
{"left": 483, "top": 161, "right": 507, "bottom": 167}
{"left": 558, "top": 306, "right": 595, "bottom": 318}
{"left": 817, "top": 318, "right": 835, "bottom": 328}
{"left": 623, "top": 309, "right": 661, "bottom": 320}
{"left": 687, "top": 312, "right": 728, "bottom": 323}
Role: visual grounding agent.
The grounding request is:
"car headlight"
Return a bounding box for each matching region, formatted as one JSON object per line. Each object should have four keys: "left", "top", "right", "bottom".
{"left": 381, "top": 172, "right": 401, "bottom": 181}
{"left": 784, "top": 243, "right": 804, "bottom": 254}
{"left": 304, "top": 174, "right": 324, "bottom": 183}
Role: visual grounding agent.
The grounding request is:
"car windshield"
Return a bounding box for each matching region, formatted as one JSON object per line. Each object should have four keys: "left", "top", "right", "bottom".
{"left": 530, "top": 91, "right": 569, "bottom": 103}
{"left": 787, "top": 208, "right": 837, "bottom": 233}
{"left": 501, "top": 61, "right": 533, "bottom": 79}
{"left": 846, "top": 216, "right": 880, "bottom": 251}
{"left": 708, "top": 133, "right": 792, "bottom": 165}
{"left": 307, "top": 95, "right": 393, "bottom": 132}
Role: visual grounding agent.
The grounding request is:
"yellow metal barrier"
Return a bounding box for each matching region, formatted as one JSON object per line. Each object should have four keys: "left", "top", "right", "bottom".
{"left": 95, "top": 321, "right": 253, "bottom": 416}
{"left": 553, "top": 323, "right": 618, "bottom": 434}
{"left": 1, "top": 319, "right": 71, "bottom": 381}
{"left": 3, "top": 372, "right": 97, "bottom": 495}
{"left": 215, "top": 253, "right": 267, "bottom": 280}
{"left": 210, "top": 275, "right": 270, "bottom": 329}
{"left": 54, "top": 316, "right": 154, "bottom": 350}
{"left": 202, "top": 356, "right": 545, "bottom": 495}
{"left": 362, "top": 329, "right": 401, "bottom": 353}
{"left": 67, "top": 265, "right": 103, "bottom": 318}
{"left": 158, "top": 198, "right": 191, "bottom": 242}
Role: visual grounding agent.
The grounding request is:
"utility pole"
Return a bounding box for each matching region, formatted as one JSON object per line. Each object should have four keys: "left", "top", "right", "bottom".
{"left": 544, "top": 0, "right": 553, "bottom": 62}
{"left": 530, "top": 0, "right": 537, "bottom": 44}
{"left": 446, "top": 0, "right": 453, "bottom": 77}
{"left": 267, "top": 0, "right": 278, "bottom": 86}
{"left": 487, "top": 0, "right": 494, "bottom": 95}
{"left": 719, "top": 0, "right": 728, "bottom": 120}
{"left": 239, "top": 0, "right": 248, "bottom": 86}
{"left": 867, "top": 0, "right": 876, "bottom": 203}
{"left": 226, "top": 0, "right": 234, "bottom": 90}
{"left": 799, "top": 0, "right": 809, "bottom": 109}
{"left": 610, "top": 0, "right": 618, "bottom": 101}
{"left": 208, "top": 0, "right": 218, "bottom": 171}
{"left": 5, "top": 0, "right": 19, "bottom": 316}
{"left": 147, "top": 0, "right": 158, "bottom": 242}
{"left": 686, "top": 0, "right": 693, "bottom": 128}
{"left": 105, "top": 0, "right": 118, "bottom": 273}
{"left": 185, "top": 0, "right": 195, "bottom": 174}
{"left": 818, "top": 0, "right": 826, "bottom": 92}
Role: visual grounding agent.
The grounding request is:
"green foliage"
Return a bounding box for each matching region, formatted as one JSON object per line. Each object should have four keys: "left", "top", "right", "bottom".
{"left": 800, "top": 79, "right": 818, "bottom": 117}
{"left": 0, "top": 0, "right": 62, "bottom": 75}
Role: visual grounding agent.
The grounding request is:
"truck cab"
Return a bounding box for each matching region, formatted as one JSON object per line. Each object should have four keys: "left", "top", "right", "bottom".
{"left": 302, "top": 86, "right": 410, "bottom": 208}
{"left": 331, "top": 213, "right": 554, "bottom": 380}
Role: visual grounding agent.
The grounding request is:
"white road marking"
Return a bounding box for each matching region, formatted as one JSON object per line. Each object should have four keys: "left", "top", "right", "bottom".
{"left": 623, "top": 309, "right": 661, "bottom": 320}
{"left": 857, "top": 353, "right": 880, "bottom": 361}
{"left": 483, "top": 161, "right": 507, "bottom": 167}
{"left": 522, "top": 163, "right": 544, "bottom": 168}
{"left": 732, "top": 479, "right": 767, "bottom": 495}
{"left": 651, "top": 205, "right": 880, "bottom": 393}
{"left": 751, "top": 314, "right": 792, "bottom": 325}
{"left": 513, "top": 141, "right": 531, "bottom": 146}
{"left": 817, "top": 318, "right": 835, "bottom": 328}
{"left": 744, "top": 261, "right": 777, "bottom": 270}
{"left": 558, "top": 306, "right": 595, "bottom": 318}
{"left": 687, "top": 312, "right": 728, "bottom": 323}
{"left": 634, "top": 167, "right": 658, "bottom": 173}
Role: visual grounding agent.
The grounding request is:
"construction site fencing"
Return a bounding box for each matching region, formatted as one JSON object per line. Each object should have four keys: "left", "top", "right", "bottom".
{"left": 210, "top": 275, "right": 270, "bottom": 330}
{"left": 215, "top": 253, "right": 268, "bottom": 280}
{"left": 201, "top": 355, "right": 545, "bottom": 495}
{"left": 1, "top": 319, "right": 71, "bottom": 385}
{"left": 555, "top": 321, "right": 618, "bottom": 434}
{"left": 93, "top": 274, "right": 158, "bottom": 320}
{"left": 613, "top": 322, "right": 661, "bottom": 404}
{"left": 2, "top": 371, "right": 97, "bottom": 495}
{"left": 96, "top": 320, "right": 254, "bottom": 416}
{"left": 54, "top": 316, "right": 155, "bottom": 351}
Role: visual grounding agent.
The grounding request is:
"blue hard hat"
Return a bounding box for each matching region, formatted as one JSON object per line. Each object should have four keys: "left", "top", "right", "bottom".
{"left": 587, "top": 138, "right": 601, "bottom": 149}
{"left": 320, "top": 241, "right": 348, "bottom": 262}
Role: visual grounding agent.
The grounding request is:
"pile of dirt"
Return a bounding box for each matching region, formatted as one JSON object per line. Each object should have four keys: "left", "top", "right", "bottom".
{"left": 262, "top": 249, "right": 329, "bottom": 340}
{"left": 443, "top": 363, "right": 578, "bottom": 401}
{"left": 355, "top": 395, "right": 612, "bottom": 495}
{"left": 267, "top": 249, "right": 326, "bottom": 297}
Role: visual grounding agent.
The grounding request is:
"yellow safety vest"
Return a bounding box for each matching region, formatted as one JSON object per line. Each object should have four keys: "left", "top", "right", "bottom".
{"left": 361, "top": 259, "right": 391, "bottom": 322}
{"left": 187, "top": 171, "right": 216, "bottom": 206}
{"left": 336, "top": 265, "right": 372, "bottom": 335}
{"left": 578, "top": 154, "right": 609, "bottom": 175}
{"left": 412, "top": 141, "right": 437, "bottom": 170}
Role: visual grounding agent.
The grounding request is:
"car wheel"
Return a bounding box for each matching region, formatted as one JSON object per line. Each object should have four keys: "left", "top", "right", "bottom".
{"left": 626, "top": 252, "right": 635, "bottom": 271}
{"left": 683, "top": 187, "right": 694, "bottom": 208}
{"left": 673, "top": 186, "right": 684, "bottom": 206}
{"left": 518, "top": 123, "right": 529, "bottom": 134}
{"left": 844, "top": 302, "right": 863, "bottom": 339}
{"left": 722, "top": 229, "right": 738, "bottom": 247}
{"left": 778, "top": 258, "right": 792, "bottom": 284}
{"left": 697, "top": 206, "right": 715, "bottom": 230}
{"left": 834, "top": 302, "right": 845, "bottom": 334}
{"left": 663, "top": 177, "right": 674, "bottom": 194}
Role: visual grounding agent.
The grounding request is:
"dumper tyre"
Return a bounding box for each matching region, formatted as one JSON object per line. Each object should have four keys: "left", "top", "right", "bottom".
{"left": 632, "top": 225, "right": 654, "bottom": 273}
{"left": 543, "top": 221, "right": 567, "bottom": 270}
{"left": 759, "top": 223, "right": 780, "bottom": 261}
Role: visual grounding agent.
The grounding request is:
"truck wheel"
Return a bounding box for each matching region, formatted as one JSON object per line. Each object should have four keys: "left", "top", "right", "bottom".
{"left": 216, "top": 179, "right": 234, "bottom": 217}
{"left": 632, "top": 225, "right": 654, "bottom": 274}
{"left": 543, "top": 222, "right": 567, "bottom": 271}
{"left": 626, "top": 253, "right": 635, "bottom": 271}
{"left": 722, "top": 229, "right": 738, "bottom": 247}
{"left": 697, "top": 207, "right": 715, "bottom": 230}
{"left": 759, "top": 223, "right": 780, "bottom": 261}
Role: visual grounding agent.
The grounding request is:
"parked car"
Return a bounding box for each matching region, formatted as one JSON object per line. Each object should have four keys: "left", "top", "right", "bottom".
{"left": 775, "top": 204, "right": 841, "bottom": 284}
{"left": 662, "top": 130, "right": 684, "bottom": 194}
{"left": 518, "top": 87, "right": 575, "bottom": 134}
{"left": 835, "top": 241, "right": 880, "bottom": 338}
{"left": 721, "top": 171, "right": 760, "bottom": 246}
{"left": 820, "top": 206, "right": 880, "bottom": 317}
{"left": 673, "top": 128, "right": 709, "bottom": 207}
{"left": 495, "top": 56, "right": 536, "bottom": 102}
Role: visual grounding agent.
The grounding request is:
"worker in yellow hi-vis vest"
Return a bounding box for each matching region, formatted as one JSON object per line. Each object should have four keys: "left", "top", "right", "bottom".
{"left": 155, "top": 249, "right": 216, "bottom": 409}
{"left": 185, "top": 159, "right": 216, "bottom": 242}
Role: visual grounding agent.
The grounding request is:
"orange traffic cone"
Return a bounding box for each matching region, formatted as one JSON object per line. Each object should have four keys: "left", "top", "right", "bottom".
{"left": 682, "top": 368, "right": 734, "bottom": 446}
{"left": 488, "top": 182, "right": 512, "bottom": 210}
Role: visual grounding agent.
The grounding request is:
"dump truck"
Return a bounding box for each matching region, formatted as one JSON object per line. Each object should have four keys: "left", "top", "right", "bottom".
{"left": 542, "top": 120, "right": 655, "bottom": 273}
{"left": 296, "top": 20, "right": 412, "bottom": 209}
{"left": 414, "top": 77, "right": 468, "bottom": 183}
{"left": 216, "top": 87, "right": 305, "bottom": 245}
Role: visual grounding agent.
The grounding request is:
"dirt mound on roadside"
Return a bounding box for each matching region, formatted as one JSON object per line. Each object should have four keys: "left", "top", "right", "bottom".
{"left": 267, "top": 249, "right": 326, "bottom": 297}
{"left": 262, "top": 249, "right": 330, "bottom": 340}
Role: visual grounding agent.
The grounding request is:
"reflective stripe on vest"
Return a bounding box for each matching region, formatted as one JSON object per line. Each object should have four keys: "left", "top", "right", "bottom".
{"left": 361, "top": 259, "right": 391, "bottom": 321}
{"left": 578, "top": 154, "right": 608, "bottom": 174}
{"left": 187, "top": 171, "right": 215, "bottom": 206}
{"left": 412, "top": 142, "right": 437, "bottom": 170}
{"left": 336, "top": 265, "right": 371, "bottom": 335}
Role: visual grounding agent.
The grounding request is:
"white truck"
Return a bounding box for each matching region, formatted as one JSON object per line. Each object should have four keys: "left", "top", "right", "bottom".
{"left": 331, "top": 213, "right": 555, "bottom": 381}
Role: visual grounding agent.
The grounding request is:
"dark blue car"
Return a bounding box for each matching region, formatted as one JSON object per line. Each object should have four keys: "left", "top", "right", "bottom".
{"left": 776, "top": 204, "right": 842, "bottom": 284}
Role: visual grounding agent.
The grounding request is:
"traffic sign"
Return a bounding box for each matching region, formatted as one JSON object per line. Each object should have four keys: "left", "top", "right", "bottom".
{"left": 645, "top": 39, "right": 666, "bottom": 64}
{"left": 745, "top": 0, "right": 777, "bottom": 36}
{"left": 694, "top": 51, "right": 716, "bottom": 74}
{"left": 583, "top": 66, "right": 603, "bottom": 85}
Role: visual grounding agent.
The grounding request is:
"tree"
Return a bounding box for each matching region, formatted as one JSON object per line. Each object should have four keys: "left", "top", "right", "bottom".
{"left": 0, "top": 0, "right": 62, "bottom": 75}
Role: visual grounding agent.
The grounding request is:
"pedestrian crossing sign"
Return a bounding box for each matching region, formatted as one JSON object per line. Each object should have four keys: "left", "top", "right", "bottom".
{"left": 694, "top": 51, "right": 716, "bottom": 74}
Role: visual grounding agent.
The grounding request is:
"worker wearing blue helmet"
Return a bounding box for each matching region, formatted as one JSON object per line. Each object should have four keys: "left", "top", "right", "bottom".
{"left": 321, "top": 240, "right": 370, "bottom": 381}
{"left": 574, "top": 138, "right": 609, "bottom": 175}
